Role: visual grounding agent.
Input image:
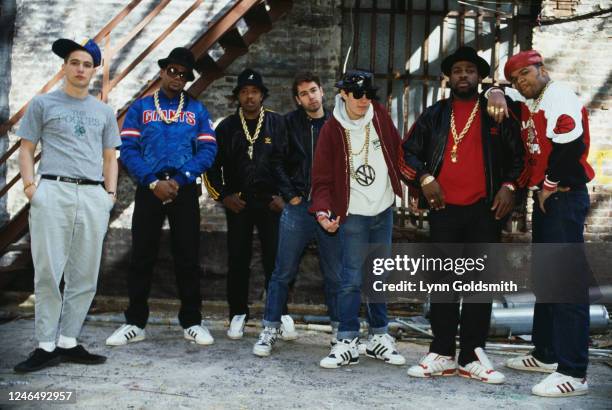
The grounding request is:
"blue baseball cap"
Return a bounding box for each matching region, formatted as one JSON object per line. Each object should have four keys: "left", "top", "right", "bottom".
{"left": 52, "top": 38, "right": 102, "bottom": 67}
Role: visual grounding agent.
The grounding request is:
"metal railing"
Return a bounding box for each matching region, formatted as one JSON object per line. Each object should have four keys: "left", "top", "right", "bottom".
{"left": 0, "top": 0, "right": 293, "bottom": 253}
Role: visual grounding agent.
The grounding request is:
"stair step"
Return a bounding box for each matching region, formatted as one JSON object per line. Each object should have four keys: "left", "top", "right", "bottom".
{"left": 197, "top": 53, "right": 223, "bottom": 76}
{"left": 243, "top": 1, "right": 272, "bottom": 28}
{"left": 218, "top": 27, "right": 249, "bottom": 51}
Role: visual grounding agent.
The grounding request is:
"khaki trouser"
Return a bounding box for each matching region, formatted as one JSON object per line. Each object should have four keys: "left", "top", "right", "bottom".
{"left": 29, "top": 179, "right": 112, "bottom": 342}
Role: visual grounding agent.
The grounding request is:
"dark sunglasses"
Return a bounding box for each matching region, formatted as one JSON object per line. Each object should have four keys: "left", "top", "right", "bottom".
{"left": 166, "top": 66, "right": 189, "bottom": 80}
{"left": 351, "top": 88, "right": 377, "bottom": 100}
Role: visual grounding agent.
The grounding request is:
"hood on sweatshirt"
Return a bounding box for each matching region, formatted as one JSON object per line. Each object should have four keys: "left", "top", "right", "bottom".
{"left": 333, "top": 93, "right": 374, "bottom": 131}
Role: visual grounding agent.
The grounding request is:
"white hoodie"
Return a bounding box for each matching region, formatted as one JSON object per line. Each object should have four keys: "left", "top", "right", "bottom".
{"left": 333, "top": 94, "right": 395, "bottom": 216}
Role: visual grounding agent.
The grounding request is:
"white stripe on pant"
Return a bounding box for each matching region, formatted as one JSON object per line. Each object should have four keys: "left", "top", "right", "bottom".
{"left": 29, "top": 180, "right": 112, "bottom": 342}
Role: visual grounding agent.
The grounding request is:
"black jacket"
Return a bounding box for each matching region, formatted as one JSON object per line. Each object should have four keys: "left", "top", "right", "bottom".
{"left": 400, "top": 94, "right": 524, "bottom": 206}
{"left": 204, "top": 108, "right": 291, "bottom": 201}
{"left": 280, "top": 107, "right": 331, "bottom": 201}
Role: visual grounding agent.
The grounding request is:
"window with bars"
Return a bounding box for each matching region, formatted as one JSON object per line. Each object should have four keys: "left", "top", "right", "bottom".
{"left": 340, "top": 0, "right": 542, "bottom": 231}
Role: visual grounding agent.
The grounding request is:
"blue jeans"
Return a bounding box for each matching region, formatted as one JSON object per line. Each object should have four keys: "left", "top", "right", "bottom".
{"left": 263, "top": 200, "right": 341, "bottom": 328}
{"left": 531, "top": 187, "right": 590, "bottom": 378}
{"left": 336, "top": 207, "right": 393, "bottom": 340}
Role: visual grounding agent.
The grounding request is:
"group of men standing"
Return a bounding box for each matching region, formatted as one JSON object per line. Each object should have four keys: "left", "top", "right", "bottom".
{"left": 13, "top": 37, "right": 595, "bottom": 399}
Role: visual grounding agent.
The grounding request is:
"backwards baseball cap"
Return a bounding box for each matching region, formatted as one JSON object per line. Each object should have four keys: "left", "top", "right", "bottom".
{"left": 504, "top": 50, "right": 544, "bottom": 81}
{"left": 52, "top": 38, "right": 102, "bottom": 67}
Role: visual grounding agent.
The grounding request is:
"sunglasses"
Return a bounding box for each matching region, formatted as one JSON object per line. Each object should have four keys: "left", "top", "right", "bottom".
{"left": 350, "top": 88, "right": 377, "bottom": 100}
{"left": 166, "top": 66, "right": 189, "bottom": 80}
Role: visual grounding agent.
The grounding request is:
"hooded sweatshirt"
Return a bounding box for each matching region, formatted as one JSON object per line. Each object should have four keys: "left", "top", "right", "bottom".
{"left": 333, "top": 94, "right": 395, "bottom": 216}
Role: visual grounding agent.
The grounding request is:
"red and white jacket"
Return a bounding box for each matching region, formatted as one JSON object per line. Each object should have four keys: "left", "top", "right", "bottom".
{"left": 506, "top": 82, "right": 594, "bottom": 190}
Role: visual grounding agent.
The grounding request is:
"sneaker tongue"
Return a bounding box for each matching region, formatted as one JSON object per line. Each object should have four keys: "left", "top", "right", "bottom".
{"left": 474, "top": 347, "right": 493, "bottom": 370}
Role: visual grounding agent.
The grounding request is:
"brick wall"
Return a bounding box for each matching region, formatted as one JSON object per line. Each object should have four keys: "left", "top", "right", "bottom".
{"left": 3, "top": 0, "right": 610, "bottom": 301}
{"left": 199, "top": 0, "right": 342, "bottom": 123}
{"left": 196, "top": 0, "right": 343, "bottom": 230}
{"left": 535, "top": 0, "right": 612, "bottom": 241}
{"left": 5, "top": 0, "right": 235, "bottom": 221}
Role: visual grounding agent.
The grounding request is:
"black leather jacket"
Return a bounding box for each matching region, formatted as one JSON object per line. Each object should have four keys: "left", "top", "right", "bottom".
{"left": 401, "top": 94, "right": 524, "bottom": 206}
{"left": 280, "top": 107, "right": 331, "bottom": 201}
{"left": 204, "top": 108, "right": 291, "bottom": 201}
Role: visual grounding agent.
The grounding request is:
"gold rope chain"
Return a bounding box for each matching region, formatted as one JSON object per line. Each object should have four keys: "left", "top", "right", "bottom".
{"left": 239, "top": 107, "right": 265, "bottom": 159}
{"left": 529, "top": 80, "right": 553, "bottom": 115}
{"left": 154, "top": 90, "right": 185, "bottom": 124}
{"left": 449, "top": 100, "right": 480, "bottom": 163}
{"left": 526, "top": 81, "right": 553, "bottom": 147}
{"left": 344, "top": 124, "right": 370, "bottom": 180}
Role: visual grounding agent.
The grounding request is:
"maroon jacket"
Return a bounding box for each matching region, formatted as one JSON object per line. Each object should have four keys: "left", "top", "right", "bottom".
{"left": 308, "top": 101, "right": 403, "bottom": 222}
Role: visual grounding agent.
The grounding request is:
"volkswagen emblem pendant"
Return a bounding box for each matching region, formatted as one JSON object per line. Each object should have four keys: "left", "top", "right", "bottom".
{"left": 355, "top": 164, "right": 376, "bottom": 186}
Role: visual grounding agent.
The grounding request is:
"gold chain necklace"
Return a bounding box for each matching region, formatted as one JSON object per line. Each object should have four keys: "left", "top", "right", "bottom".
{"left": 526, "top": 81, "right": 553, "bottom": 146}
{"left": 449, "top": 100, "right": 480, "bottom": 163}
{"left": 344, "top": 124, "right": 370, "bottom": 180}
{"left": 154, "top": 90, "right": 185, "bottom": 124}
{"left": 239, "top": 107, "right": 265, "bottom": 159}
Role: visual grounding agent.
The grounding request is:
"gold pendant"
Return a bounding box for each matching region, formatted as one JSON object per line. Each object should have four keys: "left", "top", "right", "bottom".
{"left": 528, "top": 127, "right": 536, "bottom": 144}
{"left": 451, "top": 144, "right": 458, "bottom": 163}
{"left": 248, "top": 145, "right": 254, "bottom": 159}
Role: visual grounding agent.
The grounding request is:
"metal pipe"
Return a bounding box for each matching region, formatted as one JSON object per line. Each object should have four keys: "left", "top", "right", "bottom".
{"left": 489, "top": 305, "right": 609, "bottom": 336}
{"left": 384, "top": 307, "right": 607, "bottom": 338}
{"left": 500, "top": 287, "right": 612, "bottom": 308}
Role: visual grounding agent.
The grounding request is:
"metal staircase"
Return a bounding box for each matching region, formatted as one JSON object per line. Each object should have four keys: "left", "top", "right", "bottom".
{"left": 0, "top": 0, "right": 293, "bottom": 287}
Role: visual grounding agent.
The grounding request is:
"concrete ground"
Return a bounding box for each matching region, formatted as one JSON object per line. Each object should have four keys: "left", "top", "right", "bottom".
{"left": 0, "top": 315, "right": 611, "bottom": 409}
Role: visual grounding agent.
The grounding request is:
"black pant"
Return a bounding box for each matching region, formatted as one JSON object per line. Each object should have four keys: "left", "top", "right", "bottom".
{"left": 428, "top": 200, "right": 502, "bottom": 366}
{"left": 225, "top": 202, "right": 282, "bottom": 320}
{"left": 125, "top": 184, "right": 202, "bottom": 329}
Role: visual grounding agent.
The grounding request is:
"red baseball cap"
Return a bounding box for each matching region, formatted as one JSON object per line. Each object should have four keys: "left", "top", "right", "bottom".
{"left": 504, "top": 50, "right": 543, "bottom": 81}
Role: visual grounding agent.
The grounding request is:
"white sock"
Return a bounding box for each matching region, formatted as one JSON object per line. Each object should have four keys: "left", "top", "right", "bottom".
{"left": 39, "top": 342, "right": 56, "bottom": 352}
{"left": 57, "top": 335, "right": 77, "bottom": 349}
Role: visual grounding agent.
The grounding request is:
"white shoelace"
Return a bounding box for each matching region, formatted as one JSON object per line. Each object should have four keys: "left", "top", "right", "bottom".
{"left": 258, "top": 328, "right": 276, "bottom": 345}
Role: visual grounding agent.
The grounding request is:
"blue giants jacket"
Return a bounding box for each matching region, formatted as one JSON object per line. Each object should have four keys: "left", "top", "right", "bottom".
{"left": 120, "top": 90, "right": 217, "bottom": 186}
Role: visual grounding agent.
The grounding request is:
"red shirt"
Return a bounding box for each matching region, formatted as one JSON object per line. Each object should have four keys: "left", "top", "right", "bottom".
{"left": 436, "top": 98, "right": 486, "bottom": 206}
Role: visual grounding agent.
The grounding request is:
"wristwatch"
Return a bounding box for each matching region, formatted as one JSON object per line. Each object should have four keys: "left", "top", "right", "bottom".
{"left": 420, "top": 175, "right": 435, "bottom": 187}
{"left": 149, "top": 180, "right": 159, "bottom": 191}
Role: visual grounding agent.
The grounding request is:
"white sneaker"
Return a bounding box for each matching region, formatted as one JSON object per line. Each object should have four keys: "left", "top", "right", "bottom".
{"left": 407, "top": 353, "right": 457, "bottom": 378}
{"left": 506, "top": 354, "right": 558, "bottom": 373}
{"left": 253, "top": 327, "right": 279, "bottom": 357}
{"left": 532, "top": 372, "right": 588, "bottom": 397}
{"left": 105, "top": 324, "right": 145, "bottom": 346}
{"left": 331, "top": 337, "right": 366, "bottom": 355}
{"left": 184, "top": 324, "right": 214, "bottom": 345}
{"left": 320, "top": 338, "right": 359, "bottom": 369}
{"left": 458, "top": 348, "right": 505, "bottom": 384}
{"left": 227, "top": 314, "right": 246, "bottom": 340}
{"left": 358, "top": 340, "right": 367, "bottom": 355}
{"left": 279, "top": 315, "right": 298, "bottom": 341}
{"left": 365, "top": 334, "right": 406, "bottom": 365}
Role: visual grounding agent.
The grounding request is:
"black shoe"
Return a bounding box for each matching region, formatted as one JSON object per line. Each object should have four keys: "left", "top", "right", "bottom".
{"left": 14, "top": 348, "right": 61, "bottom": 373}
{"left": 56, "top": 345, "right": 107, "bottom": 365}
